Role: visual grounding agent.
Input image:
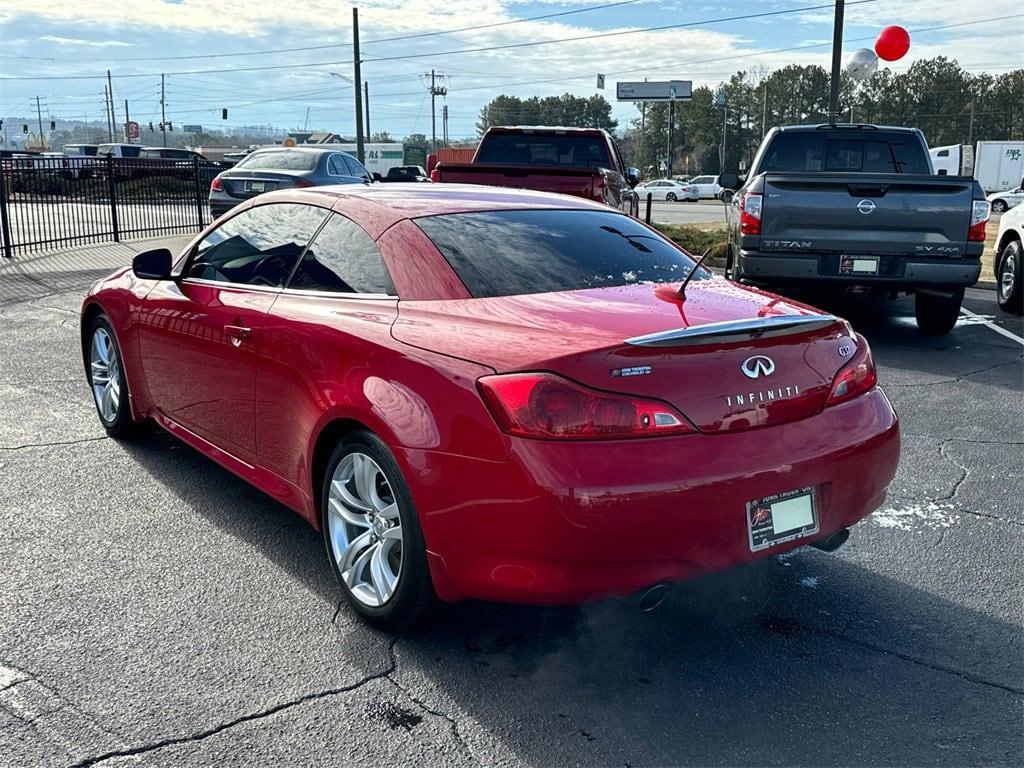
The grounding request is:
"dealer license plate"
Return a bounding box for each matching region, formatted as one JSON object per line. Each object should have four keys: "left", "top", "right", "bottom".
{"left": 840, "top": 256, "right": 879, "bottom": 275}
{"left": 246, "top": 181, "right": 266, "bottom": 192}
{"left": 746, "top": 487, "right": 818, "bottom": 552}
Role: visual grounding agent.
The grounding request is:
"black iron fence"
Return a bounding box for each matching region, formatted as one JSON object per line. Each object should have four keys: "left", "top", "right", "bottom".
{"left": 0, "top": 156, "right": 217, "bottom": 259}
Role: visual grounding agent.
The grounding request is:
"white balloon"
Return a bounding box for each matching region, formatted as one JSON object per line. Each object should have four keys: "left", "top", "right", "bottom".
{"left": 845, "top": 48, "right": 879, "bottom": 81}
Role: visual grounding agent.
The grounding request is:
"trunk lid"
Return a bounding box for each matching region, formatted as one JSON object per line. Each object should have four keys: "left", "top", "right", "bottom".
{"left": 220, "top": 170, "right": 307, "bottom": 198}
{"left": 759, "top": 172, "right": 975, "bottom": 256}
{"left": 393, "top": 278, "right": 854, "bottom": 433}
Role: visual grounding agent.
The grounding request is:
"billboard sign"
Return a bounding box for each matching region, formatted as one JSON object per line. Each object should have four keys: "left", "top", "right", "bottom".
{"left": 123, "top": 121, "right": 140, "bottom": 141}
{"left": 184, "top": 124, "right": 203, "bottom": 133}
{"left": 616, "top": 80, "right": 692, "bottom": 102}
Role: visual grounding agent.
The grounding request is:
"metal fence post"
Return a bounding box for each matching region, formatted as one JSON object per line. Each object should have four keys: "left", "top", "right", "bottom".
{"left": 645, "top": 192, "right": 653, "bottom": 225}
{"left": 193, "top": 157, "right": 205, "bottom": 231}
{"left": 106, "top": 155, "right": 120, "bottom": 242}
{"left": 0, "top": 171, "right": 13, "bottom": 259}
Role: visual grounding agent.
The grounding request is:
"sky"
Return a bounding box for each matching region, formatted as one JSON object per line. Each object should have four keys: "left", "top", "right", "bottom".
{"left": 0, "top": 0, "right": 1020, "bottom": 142}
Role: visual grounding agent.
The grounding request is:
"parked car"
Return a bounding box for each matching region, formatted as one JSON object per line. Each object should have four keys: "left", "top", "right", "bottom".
{"left": 687, "top": 174, "right": 722, "bottom": 199}
{"left": 433, "top": 126, "right": 639, "bottom": 216}
{"left": 380, "top": 165, "right": 428, "bottom": 182}
{"left": 140, "top": 146, "right": 222, "bottom": 182}
{"left": 634, "top": 179, "right": 699, "bottom": 202}
{"left": 208, "top": 147, "right": 371, "bottom": 218}
{"left": 993, "top": 203, "right": 1023, "bottom": 315}
{"left": 721, "top": 124, "right": 990, "bottom": 335}
{"left": 987, "top": 184, "right": 1024, "bottom": 214}
{"left": 81, "top": 184, "right": 899, "bottom": 628}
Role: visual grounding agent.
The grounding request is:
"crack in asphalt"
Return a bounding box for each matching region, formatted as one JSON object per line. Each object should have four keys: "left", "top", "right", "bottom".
{"left": 902, "top": 435, "right": 1024, "bottom": 446}
{"left": 936, "top": 441, "right": 970, "bottom": 502}
{"left": 385, "top": 675, "right": 473, "bottom": 759}
{"left": 883, "top": 354, "right": 1024, "bottom": 388}
{"left": 71, "top": 636, "right": 403, "bottom": 767}
{"left": 0, "top": 436, "right": 108, "bottom": 452}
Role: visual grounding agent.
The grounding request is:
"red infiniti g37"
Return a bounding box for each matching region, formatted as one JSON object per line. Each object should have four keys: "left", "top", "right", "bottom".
{"left": 81, "top": 184, "right": 899, "bottom": 627}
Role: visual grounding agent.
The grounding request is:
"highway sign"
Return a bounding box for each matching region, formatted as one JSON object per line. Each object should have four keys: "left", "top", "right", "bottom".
{"left": 616, "top": 80, "right": 692, "bottom": 102}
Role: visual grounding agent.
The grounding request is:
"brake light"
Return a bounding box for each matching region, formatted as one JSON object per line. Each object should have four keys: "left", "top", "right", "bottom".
{"left": 826, "top": 336, "right": 877, "bottom": 406}
{"left": 430, "top": 168, "right": 440, "bottom": 182}
{"left": 292, "top": 179, "right": 314, "bottom": 188}
{"left": 210, "top": 176, "right": 222, "bottom": 192}
{"left": 739, "top": 192, "right": 762, "bottom": 235}
{"left": 477, "top": 372, "right": 693, "bottom": 440}
{"left": 968, "top": 199, "right": 989, "bottom": 242}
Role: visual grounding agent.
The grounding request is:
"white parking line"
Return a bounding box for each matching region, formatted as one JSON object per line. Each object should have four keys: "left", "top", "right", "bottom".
{"left": 959, "top": 307, "right": 1024, "bottom": 347}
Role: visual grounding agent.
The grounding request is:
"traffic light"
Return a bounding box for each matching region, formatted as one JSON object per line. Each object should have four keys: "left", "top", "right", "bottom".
{"left": 149, "top": 122, "right": 154, "bottom": 131}
{"left": 222, "top": 108, "right": 228, "bottom": 120}
{"left": 22, "top": 124, "right": 28, "bottom": 133}
{"left": 167, "top": 122, "right": 173, "bottom": 131}
{"left": 50, "top": 120, "right": 56, "bottom": 130}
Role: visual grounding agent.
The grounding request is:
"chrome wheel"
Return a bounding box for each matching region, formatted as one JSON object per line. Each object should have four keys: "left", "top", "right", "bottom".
{"left": 327, "top": 452, "right": 403, "bottom": 607}
{"left": 90, "top": 327, "right": 121, "bottom": 423}
{"left": 1000, "top": 250, "right": 1018, "bottom": 302}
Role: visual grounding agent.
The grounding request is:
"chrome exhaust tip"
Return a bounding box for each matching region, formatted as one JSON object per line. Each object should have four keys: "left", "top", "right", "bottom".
{"left": 636, "top": 584, "right": 669, "bottom": 612}
{"left": 810, "top": 528, "right": 850, "bottom": 553}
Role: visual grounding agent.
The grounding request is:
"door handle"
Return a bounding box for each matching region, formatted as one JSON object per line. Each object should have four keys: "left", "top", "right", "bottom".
{"left": 224, "top": 324, "right": 251, "bottom": 347}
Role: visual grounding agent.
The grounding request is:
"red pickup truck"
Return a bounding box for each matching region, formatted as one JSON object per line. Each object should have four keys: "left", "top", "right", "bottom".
{"left": 433, "top": 126, "right": 640, "bottom": 216}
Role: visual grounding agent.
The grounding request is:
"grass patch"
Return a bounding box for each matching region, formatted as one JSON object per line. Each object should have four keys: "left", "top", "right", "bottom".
{"left": 652, "top": 223, "right": 730, "bottom": 263}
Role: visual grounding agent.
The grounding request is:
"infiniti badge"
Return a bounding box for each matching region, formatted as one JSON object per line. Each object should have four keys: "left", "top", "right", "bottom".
{"left": 856, "top": 199, "right": 876, "bottom": 215}
{"left": 741, "top": 355, "right": 775, "bottom": 379}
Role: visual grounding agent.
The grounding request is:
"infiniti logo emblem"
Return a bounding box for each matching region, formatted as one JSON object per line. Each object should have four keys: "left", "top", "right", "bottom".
{"left": 857, "top": 199, "right": 877, "bottom": 215}
{"left": 741, "top": 355, "right": 775, "bottom": 379}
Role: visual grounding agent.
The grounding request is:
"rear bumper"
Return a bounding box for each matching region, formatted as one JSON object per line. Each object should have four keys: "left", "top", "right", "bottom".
{"left": 738, "top": 251, "right": 981, "bottom": 287}
{"left": 404, "top": 389, "right": 900, "bottom": 605}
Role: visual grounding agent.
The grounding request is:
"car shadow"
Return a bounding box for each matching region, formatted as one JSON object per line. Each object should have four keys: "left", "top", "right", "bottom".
{"left": 120, "top": 430, "right": 1022, "bottom": 767}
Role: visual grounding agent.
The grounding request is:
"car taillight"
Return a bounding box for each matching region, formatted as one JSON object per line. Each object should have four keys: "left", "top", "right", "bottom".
{"left": 430, "top": 168, "right": 440, "bottom": 182}
{"left": 210, "top": 176, "right": 223, "bottom": 192}
{"left": 739, "top": 192, "right": 762, "bottom": 235}
{"left": 477, "top": 372, "right": 693, "bottom": 440}
{"left": 968, "top": 199, "right": 989, "bottom": 242}
{"left": 293, "top": 179, "right": 314, "bottom": 188}
{"left": 826, "top": 335, "right": 878, "bottom": 406}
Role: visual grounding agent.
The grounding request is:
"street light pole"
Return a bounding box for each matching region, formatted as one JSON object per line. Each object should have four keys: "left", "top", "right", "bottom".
{"left": 352, "top": 7, "right": 365, "bottom": 163}
{"left": 828, "top": 0, "right": 845, "bottom": 124}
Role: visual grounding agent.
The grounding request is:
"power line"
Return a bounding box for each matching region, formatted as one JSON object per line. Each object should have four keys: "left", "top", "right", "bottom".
{"left": 0, "top": 1, "right": 881, "bottom": 81}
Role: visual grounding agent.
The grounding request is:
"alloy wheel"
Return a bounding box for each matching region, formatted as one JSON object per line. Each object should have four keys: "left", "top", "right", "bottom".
{"left": 327, "top": 451, "right": 403, "bottom": 607}
{"left": 1000, "top": 250, "right": 1018, "bottom": 301}
{"left": 90, "top": 327, "right": 121, "bottom": 423}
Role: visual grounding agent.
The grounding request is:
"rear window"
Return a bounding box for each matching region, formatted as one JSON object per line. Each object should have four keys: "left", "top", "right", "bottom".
{"left": 66, "top": 145, "right": 98, "bottom": 156}
{"left": 476, "top": 133, "right": 611, "bottom": 168}
{"left": 235, "top": 150, "right": 318, "bottom": 171}
{"left": 415, "top": 209, "right": 707, "bottom": 298}
{"left": 761, "top": 131, "right": 929, "bottom": 174}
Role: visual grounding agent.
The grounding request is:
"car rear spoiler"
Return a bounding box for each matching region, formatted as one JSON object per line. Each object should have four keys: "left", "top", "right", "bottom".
{"left": 625, "top": 314, "right": 841, "bottom": 347}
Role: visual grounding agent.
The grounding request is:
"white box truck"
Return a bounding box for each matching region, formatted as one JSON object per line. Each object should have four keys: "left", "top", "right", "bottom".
{"left": 931, "top": 141, "right": 1024, "bottom": 193}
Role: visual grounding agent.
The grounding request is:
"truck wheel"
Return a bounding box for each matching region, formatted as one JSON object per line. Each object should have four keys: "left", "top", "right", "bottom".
{"left": 915, "top": 288, "right": 964, "bottom": 335}
{"left": 996, "top": 239, "right": 1023, "bottom": 315}
{"left": 991, "top": 200, "right": 1007, "bottom": 214}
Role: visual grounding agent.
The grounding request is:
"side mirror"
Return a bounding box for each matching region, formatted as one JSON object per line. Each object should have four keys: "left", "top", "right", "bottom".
{"left": 719, "top": 189, "right": 735, "bottom": 204}
{"left": 626, "top": 167, "right": 641, "bottom": 188}
{"left": 132, "top": 248, "right": 173, "bottom": 280}
{"left": 717, "top": 172, "right": 740, "bottom": 190}
{"left": 372, "top": 172, "right": 383, "bottom": 182}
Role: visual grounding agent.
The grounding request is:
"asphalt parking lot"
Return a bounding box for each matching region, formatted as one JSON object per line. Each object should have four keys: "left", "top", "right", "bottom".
{"left": 0, "top": 239, "right": 1021, "bottom": 767}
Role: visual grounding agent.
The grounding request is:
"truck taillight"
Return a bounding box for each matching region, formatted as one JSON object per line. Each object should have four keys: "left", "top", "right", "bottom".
{"left": 739, "top": 192, "right": 762, "bottom": 235}
{"left": 968, "top": 199, "right": 989, "bottom": 242}
{"left": 826, "top": 335, "right": 877, "bottom": 406}
{"left": 429, "top": 168, "right": 440, "bottom": 182}
{"left": 477, "top": 372, "right": 693, "bottom": 440}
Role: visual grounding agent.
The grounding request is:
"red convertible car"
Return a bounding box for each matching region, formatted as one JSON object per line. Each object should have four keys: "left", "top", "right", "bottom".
{"left": 81, "top": 184, "right": 900, "bottom": 627}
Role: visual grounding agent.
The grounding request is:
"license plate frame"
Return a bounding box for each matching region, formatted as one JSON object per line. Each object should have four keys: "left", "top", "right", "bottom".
{"left": 246, "top": 181, "right": 266, "bottom": 193}
{"left": 746, "top": 487, "right": 819, "bottom": 552}
{"left": 840, "top": 255, "right": 879, "bottom": 275}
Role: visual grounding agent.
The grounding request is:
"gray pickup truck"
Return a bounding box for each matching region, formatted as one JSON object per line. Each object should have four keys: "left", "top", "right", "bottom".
{"left": 720, "top": 124, "right": 990, "bottom": 335}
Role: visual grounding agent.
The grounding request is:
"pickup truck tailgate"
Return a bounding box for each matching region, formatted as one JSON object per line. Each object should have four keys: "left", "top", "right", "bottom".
{"left": 760, "top": 173, "right": 975, "bottom": 256}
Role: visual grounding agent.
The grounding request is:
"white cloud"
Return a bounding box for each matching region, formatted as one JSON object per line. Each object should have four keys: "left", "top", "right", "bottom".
{"left": 39, "top": 35, "right": 134, "bottom": 47}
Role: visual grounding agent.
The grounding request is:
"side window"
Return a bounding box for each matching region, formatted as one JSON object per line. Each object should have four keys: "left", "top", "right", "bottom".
{"left": 937, "top": 149, "right": 949, "bottom": 157}
{"left": 328, "top": 154, "right": 348, "bottom": 176}
{"left": 187, "top": 203, "right": 328, "bottom": 287}
{"left": 287, "top": 213, "right": 395, "bottom": 295}
{"left": 344, "top": 155, "right": 369, "bottom": 178}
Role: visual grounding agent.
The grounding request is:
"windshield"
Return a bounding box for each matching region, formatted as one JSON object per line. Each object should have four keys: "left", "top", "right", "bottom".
{"left": 761, "top": 131, "right": 930, "bottom": 174}
{"left": 235, "top": 150, "right": 318, "bottom": 171}
{"left": 416, "top": 209, "right": 708, "bottom": 298}
{"left": 476, "top": 133, "right": 611, "bottom": 168}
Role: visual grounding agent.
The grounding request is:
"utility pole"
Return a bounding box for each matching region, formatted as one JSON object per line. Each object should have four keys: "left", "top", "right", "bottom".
{"left": 431, "top": 70, "right": 437, "bottom": 153}
{"left": 35, "top": 96, "right": 46, "bottom": 150}
{"left": 721, "top": 106, "right": 728, "bottom": 172}
{"left": 364, "top": 81, "right": 370, "bottom": 140}
{"left": 667, "top": 100, "right": 674, "bottom": 178}
{"left": 103, "top": 85, "right": 113, "bottom": 142}
{"left": 967, "top": 99, "right": 976, "bottom": 146}
{"left": 352, "top": 7, "right": 365, "bottom": 163}
{"left": 442, "top": 104, "right": 449, "bottom": 147}
{"left": 160, "top": 74, "right": 167, "bottom": 147}
{"left": 827, "top": 0, "right": 845, "bottom": 124}
{"left": 762, "top": 84, "right": 769, "bottom": 137}
{"left": 107, "top": 70, "right": 117, "bottom": 134}
{"left": 124, "top": 99, "right": 130, "bottom": 142}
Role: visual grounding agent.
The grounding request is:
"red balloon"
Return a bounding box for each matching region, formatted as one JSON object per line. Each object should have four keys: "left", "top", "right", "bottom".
{"left": 874, "top": 26, "right": 911, "bottom": 61}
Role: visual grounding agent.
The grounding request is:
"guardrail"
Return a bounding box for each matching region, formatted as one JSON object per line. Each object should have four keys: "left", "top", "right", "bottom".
{"left": 0, "top": 156, "right": 217, "bottom": 259}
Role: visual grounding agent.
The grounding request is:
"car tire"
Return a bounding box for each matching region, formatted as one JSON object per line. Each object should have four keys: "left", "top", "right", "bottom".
{"left": 666, "top": 193, "right": 677, "bottom": 202}
{"left": 321, "top": 431, "right": 433, "bottom": 630}
{"left": 86, "top": 314, "right": 147, "bottom": 438}
{"left": 996, "top": 239, "right": 1023, "bottom": 315}
{"left": 991, "top": 200, "right": 1007, "bottom": 214}
{"left": 914, "top": 288, "right": 964, "bottom": 335}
